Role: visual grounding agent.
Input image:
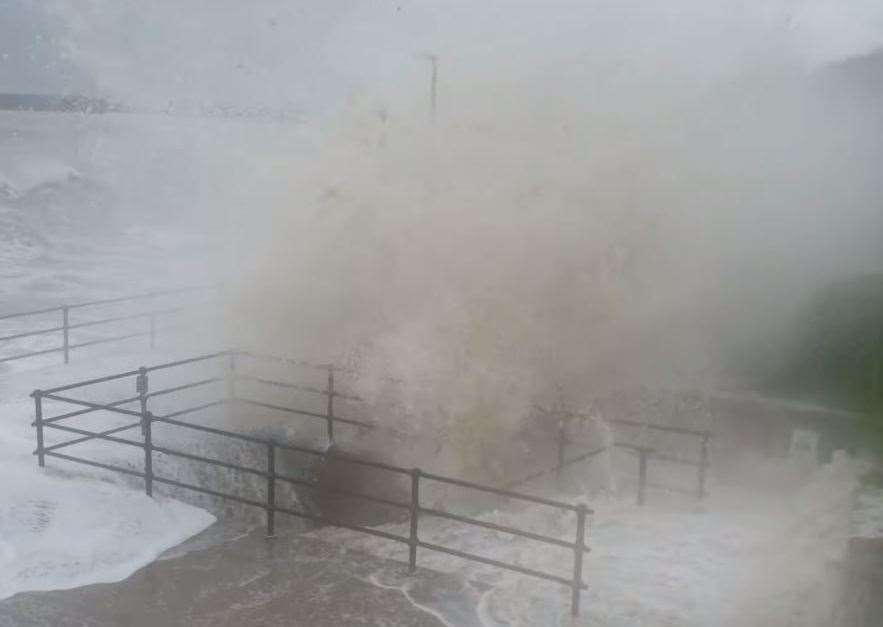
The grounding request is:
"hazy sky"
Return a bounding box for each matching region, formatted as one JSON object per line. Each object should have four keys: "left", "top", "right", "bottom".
{"left": 0, "top": 0, "right": 89, "bottom": 92}
{"left": 2, "top": 1, "right": 882, "bottom": 103}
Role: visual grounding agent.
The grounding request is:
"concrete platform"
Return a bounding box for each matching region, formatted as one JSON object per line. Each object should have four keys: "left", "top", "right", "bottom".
{"left": 0, "top": 528, "right": 485, "bottom": 627}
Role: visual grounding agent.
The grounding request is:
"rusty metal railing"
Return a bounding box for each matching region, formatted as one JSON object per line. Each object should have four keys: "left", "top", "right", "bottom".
{"left": 535, "top": 405, "right": 712, "bottom": 505}
{"left": 31, "top": 350, "right": 592, "bottom": 616}
{"left": 0, "top": 285, "right": 219, "bottom": 366}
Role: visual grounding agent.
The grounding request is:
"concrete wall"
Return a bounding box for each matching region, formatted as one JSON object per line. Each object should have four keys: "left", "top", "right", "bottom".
{"left": 836, "top": 536, "right": 883, "bottom": 626}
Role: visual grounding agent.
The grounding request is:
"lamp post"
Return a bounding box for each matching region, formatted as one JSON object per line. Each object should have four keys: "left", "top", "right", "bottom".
{"left": 419, "top": 53, "right": 438, "bottom": 120}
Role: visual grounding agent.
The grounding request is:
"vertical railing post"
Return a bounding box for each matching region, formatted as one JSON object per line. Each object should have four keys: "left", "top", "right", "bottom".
{"left": 137, "top": 367, "right": 149, "bottom": 436}
{"left": 556, "top": 417, "right": 567, "bottom": 481}
{"left": 637, "top": 447, "right": 649, "bottom": 506}
{"left": 266, "top": 442, "right": 276, "bottom": 537}
{"left": 408, "top": 467, "right": 421, "bottom": 573}
{"left": 697, "top": 432, "right": 710, "bottom": 500}
{"left": 33, "top": 390, "right": 45, "bottom": 467}
{"left": 326, "top": 365, "right": 335, "bottom": 444}
{"left": 148, "top": 313, "right": 156, "bottom": 349}
{"left": 61, "top": 306, "right": 70, "bottom": 364}
{"left": 137, "top": 367, "right": 153, "bottom": 496}
{"left": 571, "top": 503, "right": 588, "bottom": 617}
{"left": 143, "top": 411, "right": 153, "bottom": 497}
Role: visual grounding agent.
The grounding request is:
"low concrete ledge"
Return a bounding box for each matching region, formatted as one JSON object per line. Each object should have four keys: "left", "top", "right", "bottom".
{"left": 838, "top": 536, "right": 883, "bottom": 627}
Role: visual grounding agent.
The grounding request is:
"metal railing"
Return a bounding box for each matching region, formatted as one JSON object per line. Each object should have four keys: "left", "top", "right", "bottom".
{"left": 535, "top": 405, "right": 712, "bottom": 505}
{"left": 31, "top": 350, "right": 592, "bottom": 616}
{"left": 0, "top": 286, "right": 219, "bottom": 366}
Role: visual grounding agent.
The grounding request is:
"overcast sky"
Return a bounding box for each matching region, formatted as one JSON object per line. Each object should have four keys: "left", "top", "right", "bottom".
{"left": 0, "top": 0, "right": 89, "bottom": 92}
{"left": 2, "top": 1, "right": 882, "bottom": 106}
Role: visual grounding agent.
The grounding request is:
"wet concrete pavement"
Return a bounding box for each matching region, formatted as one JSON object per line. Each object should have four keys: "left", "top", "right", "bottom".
{"left": 0, "top": 528, "right": 484, "bottom": 626}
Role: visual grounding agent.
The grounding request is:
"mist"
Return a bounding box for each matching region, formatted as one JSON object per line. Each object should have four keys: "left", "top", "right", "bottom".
{"left": 41, "top": 0, "right": 882, "bottom": 468}
{"left": 207, "top": 15, "right": 881, "bottom": 474}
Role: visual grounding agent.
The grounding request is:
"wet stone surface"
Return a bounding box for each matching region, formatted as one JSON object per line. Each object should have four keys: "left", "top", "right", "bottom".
{"left": 0, "top": 529, "right": 484, "bottom": 627}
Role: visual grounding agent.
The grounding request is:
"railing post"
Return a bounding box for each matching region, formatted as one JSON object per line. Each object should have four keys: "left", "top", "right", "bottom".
{"left": 137, "top": 367, "right": 149, "bottom": 436}
{"left": 571, "top": 503, "right": 588, "bottom": 617}
{"left": 137, "top": 367, "right": 153, "bottom": 496}
{"left": 326, "top": 365, "right": 335, "bottom": 444}
{"left": 148, "top": 313, "right": 156, "bottom": 349}
{"left": 266, "top": 443, "right": 276, "bottom": 537}
{"left": 61, "top": 306, "right": 70, "bottom": 364}
{"left": 408, "top": 467, "right": 421, "bottom": 573}
{"left": 637, "top": 447, "right": 649, "bottom": 506}
{"left": 33, "top": 390, "right": 45, "bottom": 467}
{"left": 697, "top": 432, "right": 710, "bottom": 500}
{"left": 143, "top": 411, "right": 153, "bottom": 497}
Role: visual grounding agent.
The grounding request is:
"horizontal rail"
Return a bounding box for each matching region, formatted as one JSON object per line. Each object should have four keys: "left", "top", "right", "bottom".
{"left": 275, "top": 504, "right": 411, "bottom": 544}
{"left": 42, "top": 421, "right": 145, "bottom": 448}
{"left": 420, "top": 470, "right": 589, "bottom": 513}
{"left": 146, "top": 470, "right": 413, "bottom": 545}
{"left": 420, "top": 506, "right": 581, "bottom": 550}
{"left": 560, "top": 446, "right": 609, "bottom": 466}
{"left": 613, "top": 442, "right": 654, "bottom": 452}
{"left": 39, "top": 353, "right": 227, "bottom": 395}
{"left": 159, "top": 400, "right": 225, "bottom": 420}
{"left": 42, "top": 421, "right": 143, "bottom": 453}
{"left": 1, "top": 305, "right": 217, "bottom": 367}
{"left": 608, "top": 417, "right": 710, "bottom": 438}
{"left": 237, "top": 349, "right": 407, "bottom": 384}
{"left": 152, "top": 415, "right": 270, "bottom": 444}
{"left": 277, "top": 445, "right": 413, "bottom": 476}
{"left": 234, "top": 374, "right": 328, "bottom": 396}
{"left": 417, "top": 540, "right": 586, "bottom": 590}
{"left": 155, "top": 408, "right": 576, "bottom": 513}
{"left": 43, "top": 446, "right": 582, "bottom": 589}
{"left": 67, "top": 311, "right": 153, "bottom": 331}
{"left": 0, "top": 345, "right": 64, "bottom": 363}
{"left": 154, "top": 442, "right": 415, "bottom": 513}
{"left": 43, "top": 451, "right": 146, "bottom": 478}
{"left": 39, "top": 369, "right": 142, "bottom": 394}
{"left": 42, "top": 393, "right": 144, "bottom": 418}
{"left": 146, "top": 377, "right": 222, "bottom": 399}
{"left": 68, "top": 331, "right": 150, "bottom": 351}
{"left": 235, "top": 398, "right": 334, "bottom": 421}
{"left": 274, "top": 471, "right": 410, "bottom": 509}
{"left": 235, "top": 350, "right": 333, "bottom": 372}
{"left": 150, "top": 417, "right": 410, "bottom": 477}
{"left": 151, "top": 445, "right": 269, "bottom": 477}
{"left": 234, "top": 374, "right": 364, "bottom": 402}
{"left": 66, "top": 285, "right": 219, "bottom": 311}
{"left": 0, "top": 285, "right": 217, "bottom": 322}
{"left": 235, "top": 398, "right": 374, "bottom": 429}
{"left": 649, "top": 452, "right": 705, "bottom": 467}
{"left": 41, "top": 395, "right": 141, "bottom": 424}
{"left": 645, "top": 481, "right": 697, "bottom": 496}
{"left": 145, "top": 351, "right": 230, "bottom": 372}
{"left": 504, "top": 446, "right": 608, "bottom": 490}
{"left": 152, "top": 475, "right": 267, "bottom": 509}
{"left": 0, "top": 326, "right": 64, "bottom": 342}
{"left": 1, "top": 328, "right": 165, "bottom": 355}
{"left": 535, "top": 405, "right": 710, "bottom": 438}
{"left": 65, "top": 306, "right": 196, "bottom": 331}
{"left": 0, "top": 305, "right": 61, "bottom": 321}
